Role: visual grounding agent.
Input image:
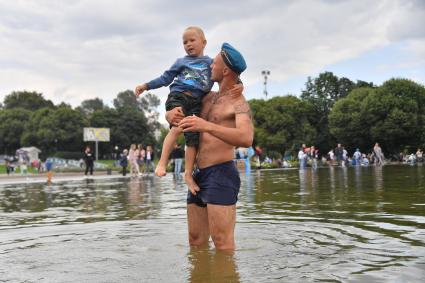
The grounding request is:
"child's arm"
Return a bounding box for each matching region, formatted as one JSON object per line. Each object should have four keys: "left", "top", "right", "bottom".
{"left": 134, "top": 59, "right": 181, "bottom": 97}
{"left": 228, "top": 80, "right": 244, "bottom": 98}
{"left": 135, "top": 83, "right": 148, "bottom": 97}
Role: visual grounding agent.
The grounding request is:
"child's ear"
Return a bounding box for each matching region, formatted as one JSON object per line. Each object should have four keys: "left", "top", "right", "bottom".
{"left": 203, "top": 39, "right": 207, "bottom": 46}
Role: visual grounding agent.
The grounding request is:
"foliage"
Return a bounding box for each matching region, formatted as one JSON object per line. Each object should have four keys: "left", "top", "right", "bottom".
{"left": 0, "top": 108, "right": 31, "bottom": 154}
{"left": 329, "top": 78, "right": 425, "bottom": 154}
{"left": 78, "top": 97, "right": 106, "bottom": 115}
{"left": 21, "top": 106, "right": 88, "bottom": 154}
{"left": 3, "top": 91, "right": 54, "bottom": 111}
{"left": 250, "top": 96, "right": 316, "bottom": 154}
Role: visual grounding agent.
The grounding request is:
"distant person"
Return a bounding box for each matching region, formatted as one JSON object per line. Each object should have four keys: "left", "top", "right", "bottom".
{"left": 353, "top": 148, "right": 361, "bottom": 165}
{"left": 5, "top": 158, "right": 12, "bottom": 175}
{"left": 298, "top": 147, "right": 306, "bottom": 169}
{"left": 334, "top": 143, "right": 343, "bottom": 166}
{"left": 373, "top": 142, "right": 384, "bottom": 165}
{"left": 145, "top": 145, "right": 155, "bottom": 174}
{"left": 361, "top": 154, "right": 369, "bottom": 166}
{"left": 416, "top": 148, "right": 423, "bottom": 163}
{"left": 83, "top": 146, "right": 94, "bottom": 176}
{"left": 171, "top": 143, "right": 184, "bottom": 175}
{"left": 45, "top": 158, "right": 53, "bottom": 184}
{"left": 129, "top": 144, "right": 141, "bottom": 177}
{"left": 19, "top": 161, "right": 28, "bottom": 177}
{"left": 119, "top": 149, "right": 129, "bottom": 176}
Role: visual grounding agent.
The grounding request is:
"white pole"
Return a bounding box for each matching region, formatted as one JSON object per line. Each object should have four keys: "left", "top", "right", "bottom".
{"left": 95, "top": 140, "right": 98, "bottom": 161}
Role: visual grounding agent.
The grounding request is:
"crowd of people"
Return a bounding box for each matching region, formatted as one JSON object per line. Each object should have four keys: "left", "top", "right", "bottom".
{"left": 118, "top": 144, "right": 155, "bottom": 177}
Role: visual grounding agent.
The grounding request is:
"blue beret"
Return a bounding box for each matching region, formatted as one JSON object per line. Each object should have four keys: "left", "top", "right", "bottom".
{"left": 221, "top": 42, "right": 246, "bottom": 74}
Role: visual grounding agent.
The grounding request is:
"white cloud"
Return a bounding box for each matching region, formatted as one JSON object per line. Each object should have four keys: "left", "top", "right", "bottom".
{"left": 0, "top": 0, "right": 424, "bottom": 118}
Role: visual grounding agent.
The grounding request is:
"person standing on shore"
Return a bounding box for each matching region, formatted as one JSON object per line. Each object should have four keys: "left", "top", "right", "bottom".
{"left": 120, "top": 149, "right": 129, "bottom": 176}
{"left": 83, "top": 146, "right": 94, "bottom": 176}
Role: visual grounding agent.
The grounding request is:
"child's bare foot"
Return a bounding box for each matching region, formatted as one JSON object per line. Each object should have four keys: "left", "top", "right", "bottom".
{"left": 185, "top": 172, "right": 200, "bottom": 195}
{"left": 155, "top": 164, "right": 167, "bottom": 177}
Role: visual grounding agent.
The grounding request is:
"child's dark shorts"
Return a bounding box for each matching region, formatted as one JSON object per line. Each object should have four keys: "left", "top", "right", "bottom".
{"left": 187, "top": 161, "right": 241, "bottom": 207}
{"left": 165, "top": 92, "right": 202, "bottom": 146}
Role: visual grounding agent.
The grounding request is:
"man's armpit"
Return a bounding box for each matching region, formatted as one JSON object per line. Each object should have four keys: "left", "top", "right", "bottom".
{"left": 234, "top": 102, "right": 252, "bottom": 118}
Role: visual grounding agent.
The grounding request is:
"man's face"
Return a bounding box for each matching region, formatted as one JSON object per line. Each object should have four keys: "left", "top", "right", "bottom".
{"left": 210, "top": 53, "right": 225, "bottom": 82}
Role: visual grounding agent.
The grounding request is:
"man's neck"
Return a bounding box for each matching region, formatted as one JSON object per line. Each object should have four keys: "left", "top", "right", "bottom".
{"left": 218, "top": 77, "right": 237, "bottom": 93}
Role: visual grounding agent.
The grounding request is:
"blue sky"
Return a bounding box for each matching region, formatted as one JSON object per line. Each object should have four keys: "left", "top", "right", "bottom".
{"left": 0, "top": 0, "right": 424, "bottom": 123}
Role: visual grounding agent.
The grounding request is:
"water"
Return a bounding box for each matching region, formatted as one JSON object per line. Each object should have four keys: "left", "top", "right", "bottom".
{"left": 0, "top": 166, "right": 424, "bottom": 282}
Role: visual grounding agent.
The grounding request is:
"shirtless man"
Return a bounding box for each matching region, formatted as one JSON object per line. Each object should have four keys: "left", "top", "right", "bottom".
{"left": 166, "top": 43, "right": 254, "bottom": 250}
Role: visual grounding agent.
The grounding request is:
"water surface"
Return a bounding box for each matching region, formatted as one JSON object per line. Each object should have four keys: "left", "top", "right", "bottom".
{"left": 0, "top": 166, "right": 424, "bottom": 282}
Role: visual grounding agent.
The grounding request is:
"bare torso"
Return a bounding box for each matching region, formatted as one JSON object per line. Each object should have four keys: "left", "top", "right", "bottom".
{"left": 197, "top": 91, "right": 242, "bottom": 168}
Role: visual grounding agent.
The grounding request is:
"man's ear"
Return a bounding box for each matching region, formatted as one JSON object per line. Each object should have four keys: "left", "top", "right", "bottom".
{"left": 223, "top": 66, "right": 230, "bottom": 76}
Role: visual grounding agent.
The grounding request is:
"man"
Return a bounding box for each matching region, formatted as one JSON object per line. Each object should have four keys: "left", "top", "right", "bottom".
{"left": 334, "top": 143, "right": 343, "bottom": 166}
{"left": 166, "top": 42, "right": 253, "bottom": 250}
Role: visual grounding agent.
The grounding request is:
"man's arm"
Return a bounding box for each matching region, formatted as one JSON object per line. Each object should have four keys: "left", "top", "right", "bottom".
{"left": 179, "top": 101, "right": 254, "bottom": 147}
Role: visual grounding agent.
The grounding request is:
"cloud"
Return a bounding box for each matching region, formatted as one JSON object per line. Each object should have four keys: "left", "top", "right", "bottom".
{"left": 0, "top": 0, "right": 424, "bottom": 115}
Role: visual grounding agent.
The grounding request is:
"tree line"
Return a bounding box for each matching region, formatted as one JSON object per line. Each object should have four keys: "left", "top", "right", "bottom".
{"left": 1, "top": 72, "right": 424, "bottom": 161}
{"left": 250, "top": 72, "right": 425, "bottom": 159}
{"left": 0, "top": 90, "right": 161, "bottom": 159}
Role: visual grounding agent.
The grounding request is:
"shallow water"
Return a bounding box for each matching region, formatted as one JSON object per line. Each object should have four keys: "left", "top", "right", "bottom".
{"left": 0, "top": 166, "right": 424, "bottom": 282}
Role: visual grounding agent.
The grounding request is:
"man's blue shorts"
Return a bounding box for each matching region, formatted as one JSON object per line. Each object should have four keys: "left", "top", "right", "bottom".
{"left": 187, "top": 161, "right": 241, "bottom": 207}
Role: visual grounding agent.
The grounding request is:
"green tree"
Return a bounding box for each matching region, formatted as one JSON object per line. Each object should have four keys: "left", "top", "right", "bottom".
{"left": 113, "top": 90, "right": 161, "bottom": 147}
{"left": 367, "top": 79, "right": 425, "bottom": 153}
{"left": 329, "top": 79, "right": 425, "bottom": 155}
{"left": 3, "top": 91, "right": 54, "bottom": 111}
{"left": 301, "top": 72, "right": 355, "bottom": 151}
{"left": 21, "top": 106, "right": 88, "bottom": 155}
{"left": 78, "top": 97, "right": 106, "bottom": 115}
{"left": 0, "top": 108, "right": 31, "bottom": 154}
{"left": 250, "top": 96, "right": 316, "bottom": 156}
{"left": 329, "top": 87, "right": 375, "bottom": 152}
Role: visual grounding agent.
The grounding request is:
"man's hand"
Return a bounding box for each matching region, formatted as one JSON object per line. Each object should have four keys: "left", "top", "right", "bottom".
{"left": 166, "top": 107, "right": 185, "bottom": 127}
{"left": 135, "top": 83, "right": 148, "bottom": 97}
{"left": 179, "top": 115, "right": 211, "bottom": 133}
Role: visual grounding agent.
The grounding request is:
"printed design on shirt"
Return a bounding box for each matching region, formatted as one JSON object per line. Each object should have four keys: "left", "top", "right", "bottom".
{"left": 178, "top": 62, "right": 211, "bottom": 92}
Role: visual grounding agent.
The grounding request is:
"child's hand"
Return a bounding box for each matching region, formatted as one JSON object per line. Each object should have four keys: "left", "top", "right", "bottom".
{"left": 135, "top": 83, "right": 148, "bottom": 97}
{"left": 229, "top": 83, "right": 244, "bottom": 98}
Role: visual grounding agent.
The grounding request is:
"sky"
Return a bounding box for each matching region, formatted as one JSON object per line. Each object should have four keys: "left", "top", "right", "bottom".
{"left": 1, "top": 0, "right": 424, "bottom": 123}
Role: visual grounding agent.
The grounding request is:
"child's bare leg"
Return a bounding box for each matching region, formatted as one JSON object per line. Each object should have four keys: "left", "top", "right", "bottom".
{"left": 155, "top": 126, "right": 182, "bottom": 177}
{"left": 184, "top": 145, "right": 200, "bottom": 194}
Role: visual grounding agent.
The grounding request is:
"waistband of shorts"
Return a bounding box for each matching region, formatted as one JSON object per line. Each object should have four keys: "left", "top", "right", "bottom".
{"left": 197, "top": 160, "right": 235, "bottom": 172}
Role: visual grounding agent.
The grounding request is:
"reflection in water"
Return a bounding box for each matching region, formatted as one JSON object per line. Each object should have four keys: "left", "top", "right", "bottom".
{"left": 188, "top": 248, "right": 239, "bottom": 283}
{"left": 341, "top": 166, "right": 348, "bottom": 189}
{"left": 0, "top": 166, "right": 425, "bottom": 282}
{"left": 354, "top": 165, "right": 362, "bottom": 190}
{"left": 374, "top": 165, "right": 384, "bottom": 191}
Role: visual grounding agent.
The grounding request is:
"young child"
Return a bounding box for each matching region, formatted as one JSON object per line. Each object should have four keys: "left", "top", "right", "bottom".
{"left": 135, "top": 26, "right": 241, "bottom": 191}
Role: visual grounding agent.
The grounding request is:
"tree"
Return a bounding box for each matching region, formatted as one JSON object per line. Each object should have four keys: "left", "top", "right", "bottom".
{"left": 329, "top": 87, "right": 375, "bottom": 152}
{"left": 113, "top": 89, "right": 161, "bottom": 145}
{"left": 0, "top": 108, "right": 31, "bottom": 154}
{"left": 249, "top": 96, "right": 316, "bottom": 156}
{"left": 329, "top": 79, "right": 425, "bottom": 154}
{"left": 367, "top": 79, "right": 425, "bottom": 153}
{"left": 21, "top": 106, "right": 88, "bottom": 155}
{"left": 3, "top": 91, "right": 54, "bottom": 111}
{"left": 79, "top": 97, "right": 106, "bottom": 115}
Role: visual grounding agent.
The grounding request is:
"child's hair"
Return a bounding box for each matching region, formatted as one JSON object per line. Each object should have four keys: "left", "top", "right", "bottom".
{"left": 185, "top": 26, "right": 206, "bottom": 41}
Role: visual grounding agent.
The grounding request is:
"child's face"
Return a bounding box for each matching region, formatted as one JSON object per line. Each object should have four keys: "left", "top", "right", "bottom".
{"left": 183, "top": 29, "right": 206, "bottom": 57}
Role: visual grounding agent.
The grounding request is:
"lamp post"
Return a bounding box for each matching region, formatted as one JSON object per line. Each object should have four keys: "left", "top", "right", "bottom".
{"left": 261, "top": 70, "right": 270, "bottom": 98}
